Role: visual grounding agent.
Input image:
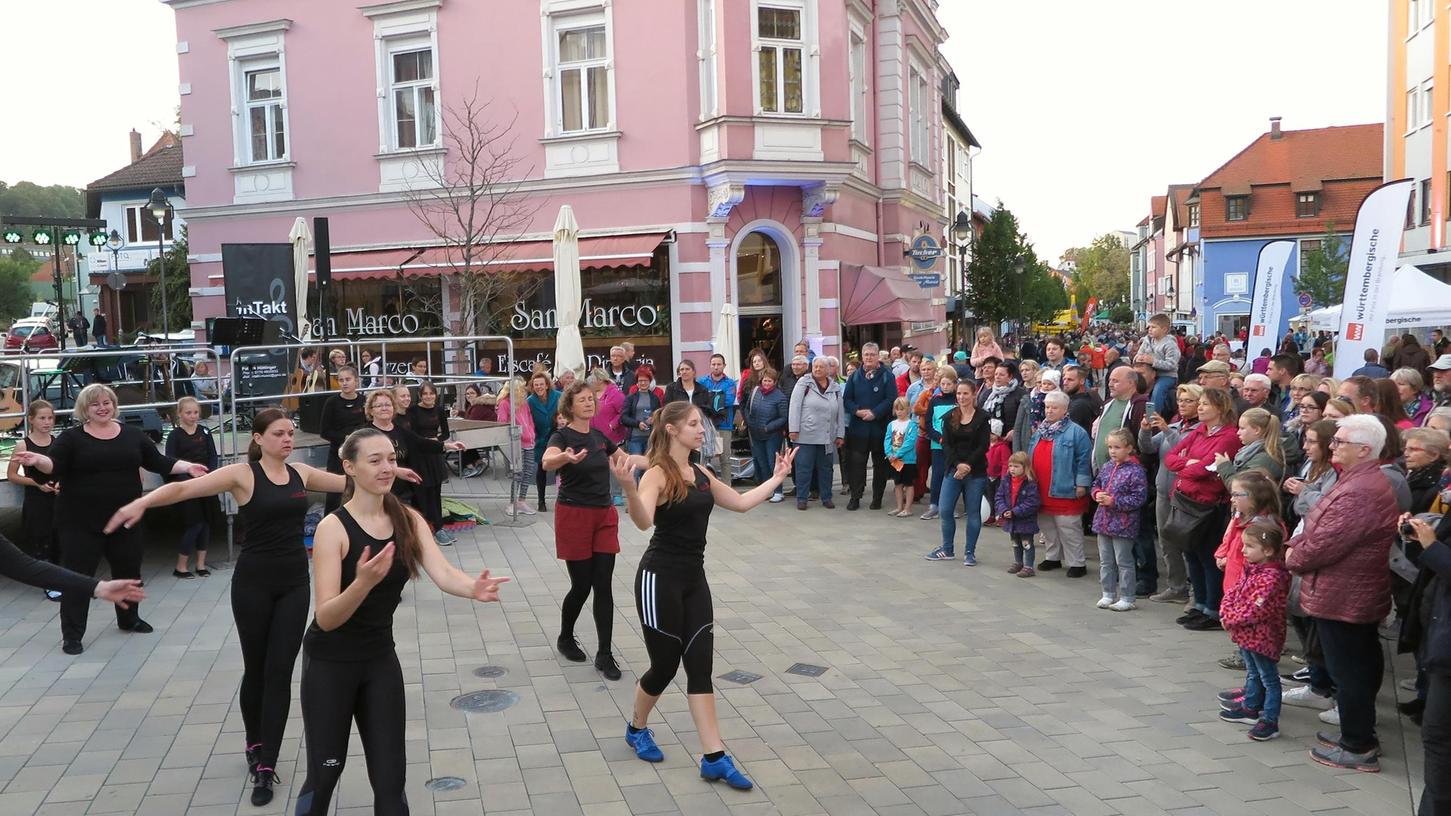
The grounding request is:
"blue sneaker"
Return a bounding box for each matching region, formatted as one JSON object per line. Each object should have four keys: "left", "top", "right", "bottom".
{"left": 962, "top": 554, "right": 977, "bottom": 567}
{"left": 700, "top": 754, "right": 753, "bottom": 790}
{"left": 612, "top": 495, "right": 626, "bottom": 507}
{"left": 924, "top": 547, "right": 953, "bottom": 561}
{"left": 1219, "top": 706, "right": 1259, "bottom": 725}
{"left": 625, "top": 725, "right": 663, "bottom": 762}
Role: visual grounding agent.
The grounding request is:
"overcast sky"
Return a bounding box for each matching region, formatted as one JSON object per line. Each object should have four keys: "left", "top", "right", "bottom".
{"left": 3, "top": 1, "right": 1387, "bottom": 263}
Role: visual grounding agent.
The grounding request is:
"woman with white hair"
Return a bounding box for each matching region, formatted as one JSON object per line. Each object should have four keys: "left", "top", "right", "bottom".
{"left": 1286, "top": 414, "right": 1400, "bottom": 772}
{"left": 14, "top": 383, "right": 208, "bottom": 655}
{"left": 1026, "top": 390, "right": 1093, "bottom": 576}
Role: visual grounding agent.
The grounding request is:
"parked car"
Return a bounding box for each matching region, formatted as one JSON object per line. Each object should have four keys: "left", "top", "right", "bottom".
{"left": 5, "top": 321, "right": 59, "bottom": 352}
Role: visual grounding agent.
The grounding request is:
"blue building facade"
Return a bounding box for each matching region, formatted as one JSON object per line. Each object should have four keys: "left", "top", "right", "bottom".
{"left": 1197, "top": 236, "right": 1340, "bottom": 344}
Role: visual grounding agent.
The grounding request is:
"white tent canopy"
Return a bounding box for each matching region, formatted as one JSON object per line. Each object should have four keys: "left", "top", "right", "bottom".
{"left": 1308, "top": 264, "right": 1451, "bottom": 333}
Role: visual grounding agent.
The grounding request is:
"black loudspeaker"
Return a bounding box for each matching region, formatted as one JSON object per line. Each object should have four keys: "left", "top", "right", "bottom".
{"left": 313, "top": 216, "right": 331, "bottom": 288}
{"left": 210, "top": 316, "right": 268, "bottom": 345}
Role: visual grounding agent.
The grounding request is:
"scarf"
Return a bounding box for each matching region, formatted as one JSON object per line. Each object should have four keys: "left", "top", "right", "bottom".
{"left": 1036, "top": 417, "right": 1072, "bottom": 441}
{"left": 981, "top": 380, "right": 1018, "bottom": 415}
{"left": 1405, "top": 394, "right": 1427, "bottom": 420}
{"left": 1233, "top": 439, "right": 1265, "bottom": 469}
{"left": 1030, "top": 390, "right": 1048, "bottom": 425}
{"left": 1408, "top": 461, "right": 1443, "bottom": 493}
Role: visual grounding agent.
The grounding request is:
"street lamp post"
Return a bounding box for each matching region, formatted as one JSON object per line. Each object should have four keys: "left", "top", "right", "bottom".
{"left": 147, "top": 188, "right": 172, "bottom": 339}
{"left": 951, "top": 210, "right": 971, "bottom": 345}
{"left": 106, "top": 230, "right": 125, "bottom": 341}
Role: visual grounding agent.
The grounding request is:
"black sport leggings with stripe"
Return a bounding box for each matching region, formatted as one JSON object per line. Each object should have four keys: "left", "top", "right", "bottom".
{"left": 231, "top": 577, "right": 309, "bottom": 771}
{"left": 635, "top": 564, "right": 715, "bottom": 695}
{"left": 294, "top": 651, "right": 408, "bottom": 815}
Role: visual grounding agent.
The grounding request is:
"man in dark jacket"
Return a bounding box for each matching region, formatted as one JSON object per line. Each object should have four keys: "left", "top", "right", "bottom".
{"left": 842, "top": 342, "right": 897, "bottom": 510}
{"left": 1061, "top": 365, "right": 1100, "bottom": 434}
{"left": 1403, "top": 509, "right": 1451, "bottom": 815}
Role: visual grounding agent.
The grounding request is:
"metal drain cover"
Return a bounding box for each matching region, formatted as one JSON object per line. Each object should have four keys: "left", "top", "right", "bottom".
{"left": 425, "top": 776, "right": 467, "bottom": 792}
{"left": 450, "top": 689, "right": 519, "bottom": 713}
{"left": 785, "top": 663, "right": 828, "bottom": 677}
{"left": 472, "top": 665, "right": 507, "bottom": 678}
{"left": 718, "top": 670, "right": 763, "bottom": 685}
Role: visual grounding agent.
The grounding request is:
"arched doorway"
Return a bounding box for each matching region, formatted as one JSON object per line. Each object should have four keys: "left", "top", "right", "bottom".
{"left": 735, "top": 231, "right": 786, "bottom": 368}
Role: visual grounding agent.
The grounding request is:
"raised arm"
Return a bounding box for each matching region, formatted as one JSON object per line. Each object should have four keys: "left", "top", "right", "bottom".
{"left": 707, "top": 447, "right": 795, "bottom": 512}
{"left": 105, "top": 462, "right": 250, "bottom": 532}
{"left": 294, "top": 462, "right": 348, "bottom": 494}
{"left": 413, "top": 509, "right": 510, "bottom": 601}
{"left": 618, "top": 463, "right": 664, "bottom": 530}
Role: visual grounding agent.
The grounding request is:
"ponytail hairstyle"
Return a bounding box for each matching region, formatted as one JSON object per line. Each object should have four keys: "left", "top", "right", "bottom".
{"left": 646, "top": 401, "right": 701, "bottom": 505}
{"left": 1240, "top": 407, "right": 1283, "bottom": 464}
{"left": 248, "top": 407, "right": 291, "bottom": 462}
{"left": 1230, "top": 469, "right": 1281, "bottom": 519}
{"left": 339, "top": 427, "right": 421, "bottom": 578}
{"left": 27, "top": 399, "right": 53, "bottom": 419}
{"left": 176, "top": 395, "right": 200, "bottom": 416}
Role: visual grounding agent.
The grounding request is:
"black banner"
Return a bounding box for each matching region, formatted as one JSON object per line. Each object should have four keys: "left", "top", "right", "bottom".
{"left": 221, "top": 243, "right": 296, "bottom": 401}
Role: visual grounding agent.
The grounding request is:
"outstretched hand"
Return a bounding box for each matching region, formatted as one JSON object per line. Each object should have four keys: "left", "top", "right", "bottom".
{"left": 470, "top": 568, "right": 511, "bottom": 602}
{"left": 104, "top": 501, "right": 145, "bottom": 533}
{"left": 609, "top": 454, "right": 638, "bottom": 486}
{"left": 356, "top": 543, "right": 396, "bottom": 586}
{"left": 396, "top": 467, "right": 423, "bottom": 484}
{"left": 186, "top": 463, "right": 209, "bottom": 479}
{"left": 562, "top": 447, "right": 589, "bottom": 464}
{"left": 773, "top": 447, "right": 798, "bottom": 480}
{"left": 95, "top": 579, "right": 146, "bottom": 608}
{"left": 12, "top": 451, "right": 40, "bottom": 467}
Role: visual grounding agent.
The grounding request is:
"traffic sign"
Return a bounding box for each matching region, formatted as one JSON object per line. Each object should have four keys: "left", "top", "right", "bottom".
{"left": 907, "top": 235, "right": 944, "bottom": 270}
{"left": 1297, "top": 292, "right": 1312, "bottom": 308}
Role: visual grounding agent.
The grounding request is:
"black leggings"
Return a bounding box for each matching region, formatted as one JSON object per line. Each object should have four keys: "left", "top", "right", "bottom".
{"left": 635, "top": 565, "right": 714, "bottom": 696}
{"left": 295, "top": 651, "right": 409, "bottom": 816}
{"left": 59, "top": 525, "right": 141, "bottom": 641}
{"left": 535, "top": 456, "right": 550, "bottom": 503}
{"left": 414, "top": 483, "right": 444, "bottom": 531}
{"left": 231, "top": 577, "right": 308, "bottom": 770}
{"left": 561, "top": 553, "right": 614, "bottom": 653}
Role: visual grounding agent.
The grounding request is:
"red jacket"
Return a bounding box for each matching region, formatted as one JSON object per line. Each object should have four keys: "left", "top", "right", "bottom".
{"left": 1163, "top": 423, "right": 1242, "bottom": 505}
{"left": 1285, "top": 460, "right": 1399, "bottom": 624}
{"left": 1215, "top": 513, "right": 1285, "bottom": 593}
{"left": 1220, "top": 560, "right": 1290, "bottom": 659}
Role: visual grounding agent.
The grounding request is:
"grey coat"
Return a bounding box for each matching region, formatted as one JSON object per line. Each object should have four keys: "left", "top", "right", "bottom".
{"left": 788, "top": 376, "right": 845, "bottom": 446}
{"left": 1138, "top": 420, "right": 1195, "bottom": 496}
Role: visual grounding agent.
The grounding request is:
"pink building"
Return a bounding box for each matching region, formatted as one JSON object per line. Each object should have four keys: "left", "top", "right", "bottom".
{"left": 164, "top": 0, "right": 953, "bottom": 373}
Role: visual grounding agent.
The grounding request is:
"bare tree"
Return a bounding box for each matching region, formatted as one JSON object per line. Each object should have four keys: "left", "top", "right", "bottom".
{"left": 403, "top": 84, "right": 544, "bottom": 340}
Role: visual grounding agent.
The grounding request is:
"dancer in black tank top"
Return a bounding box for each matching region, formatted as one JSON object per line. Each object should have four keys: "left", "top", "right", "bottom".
{"left": 613, "top": 401, "right": 795, "bottom": 792}
{"left": 295, "top": 427, "right": 508, "bottom": 815}
{"left": 107, "top": 408, "right": 345, "bottom": 807}
{"left": 6, "top": 400, "right": 62, "bottom": 599}
{"left": 319, "top": 365, "right": 367, "bottom": 514}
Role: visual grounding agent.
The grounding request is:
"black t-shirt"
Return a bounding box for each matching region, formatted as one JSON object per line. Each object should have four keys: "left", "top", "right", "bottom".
{"left": 49, "top": 424, "right": 177, "bottom": 531}
{"left": 548, "top": 425, "right": 617, "bottom": 507}
{"left": 320, "top": 392, "right": 368, "bottom": 451}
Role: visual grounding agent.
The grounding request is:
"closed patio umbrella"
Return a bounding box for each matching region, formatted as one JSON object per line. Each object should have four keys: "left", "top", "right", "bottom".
{"left": 713, "top": 302, "right": 740, "bottom": 378}
{"left": 289, "top": 217, "right": 312, "bottom": 340}
{"left": 553, "top": 205, "right": 586, "bottom": 375}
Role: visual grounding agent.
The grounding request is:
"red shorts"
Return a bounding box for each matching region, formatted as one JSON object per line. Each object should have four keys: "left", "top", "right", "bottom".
{"left": 554, "top": 502, "right": 620, "bottom": 561}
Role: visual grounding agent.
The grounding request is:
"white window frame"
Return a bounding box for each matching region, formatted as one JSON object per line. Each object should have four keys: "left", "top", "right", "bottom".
{"left": 908, "top": 63, "right": 931, "bottom": 165}
{"left": 698, "top": 0, "right": 718, "bottom": 120}
{"left": 1421, "top": 78, "right": 1434, "bottom": 131}
{"left": 216, "top": 20, "right": 291, "bottom": 168}
{"left": 751, "top": 0, "right": 820, "bottom": 118}
{"left": 848, "top": 22, "right": 868, "bottom": 143}
{"left": 552, "top": 16, "right": 611, "bottom": 134}
{"left": 385, "top": 38, "right": 440, "bottom": 150}
{"left": 540, "top": 3, "right": 617, "bottom": 139}
{"left": 1408, "top": 88, "right": 1421, "bottom": 132}
{"left": 123, "top": 204, "right": 175, "bottom": 246}
{"left": 364, "top": 1, "right": 443, "bottom": 156}
{"left": 1410, "top": 0, "right": 1421, "bottom": 30}
{"left": 241, "top": 60, "right": 287, "bottom": 163}
{"left": 1419, "top": 0, "right": 1434, "bottom": 28}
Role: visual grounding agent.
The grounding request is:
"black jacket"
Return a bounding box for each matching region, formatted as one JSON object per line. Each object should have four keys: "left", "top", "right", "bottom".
{"left": 663, "top": 380, "right": 716, "bottom": 422}
{"left": 941, "top": 408, "right": 990, "bottom": 476}
{"left": 1401, "top": 512, "right": 1451, "bottom": 672}
{"left": 1066, "top": 389, "right": 1100, "bottom": 434}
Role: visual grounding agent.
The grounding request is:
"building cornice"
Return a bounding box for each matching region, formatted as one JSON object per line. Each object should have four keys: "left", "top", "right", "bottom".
{"left": 162, "top": 0, "right": 236, "bottom": 9}
{"left": 359, "top": 0, "right": 443, "bottom": 19}
{"left": 214, "top": 18, "right": 291, "bottom": 40}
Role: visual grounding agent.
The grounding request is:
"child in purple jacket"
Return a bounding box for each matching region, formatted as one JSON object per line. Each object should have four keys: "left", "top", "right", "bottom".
{"left": 995, "top": 452, "right": 1042, "bottom": 577}
{"left": 1091, "top": 428, "right": 1149, "bottom": 610}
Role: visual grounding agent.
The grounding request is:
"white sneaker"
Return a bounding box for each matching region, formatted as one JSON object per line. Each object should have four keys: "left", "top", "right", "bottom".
{"left": 517, "top": 501, "right": 537, "bottom": 516}
{"left": 1096, "top": 596, "right": 1114, "bottom": 609}
{"left": 1109, "top": 599, "right": 1137, "bottom": 612}
{"left": 769, "top": 493, "right": 784, "bottom": 503}
{"left": 1283, "top": 685, "right": 1335, "bottom": 710}
{"left": 1399, "top": 678, "right": 1418, "bottom": 692}
{"left": 1319, "top": 706, "right": 1340, "bottom": 725}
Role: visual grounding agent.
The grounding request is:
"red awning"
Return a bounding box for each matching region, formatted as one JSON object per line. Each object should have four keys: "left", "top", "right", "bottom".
{"left": 312, "top": 233, "right": 667, "bottom": 281}
{"left": 839, "top": 264, "right": 936, "bottom": 326}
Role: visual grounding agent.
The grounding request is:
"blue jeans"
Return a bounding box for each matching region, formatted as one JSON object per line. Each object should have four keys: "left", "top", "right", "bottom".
{"left": 1241, "top": 647, "right": 1282, "bottom": 724}
{"left": 627, "top": 438, "right": 648, "bottom": 456}
{"left": 928, "top": 449, "right": 947, "bottom": 507}
{"left": 1149, "top": 374, "right": 1178, "bottom": 418}
{"left": 794, "top": 443, "right": 833, "bottom": 504}
{"left": 1096, "top": 535, "right": 1136, "bottom": 600}
{"left": 750, "top": 433, "right": 782, "bottom": 491}
{"left": 938, "top": 474, "right": 987, "bottom": 557}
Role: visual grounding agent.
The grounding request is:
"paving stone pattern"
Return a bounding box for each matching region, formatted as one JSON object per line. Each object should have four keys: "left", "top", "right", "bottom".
{"left": 0, "top": 485, "right": 1426, "bottom": 815}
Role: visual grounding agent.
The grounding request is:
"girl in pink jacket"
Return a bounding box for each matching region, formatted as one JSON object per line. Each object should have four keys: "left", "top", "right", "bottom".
{"left": 498, "top": 379, "right": 538, "bottom": 517}
{"left": 1217, "top": 521, "right": 1290, "bottom": 742}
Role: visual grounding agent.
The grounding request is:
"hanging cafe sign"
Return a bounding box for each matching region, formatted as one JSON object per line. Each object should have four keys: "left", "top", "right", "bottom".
{"left": 510, "top": 299, "right": 660, "bottom": 332}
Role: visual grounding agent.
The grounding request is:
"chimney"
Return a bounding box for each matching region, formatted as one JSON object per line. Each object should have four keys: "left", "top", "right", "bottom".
{"left": 1269, "top": 116, "right": 1283, "bottom": 140}
{"left": 129, "top": 129, "right": 143, "bottom": 162}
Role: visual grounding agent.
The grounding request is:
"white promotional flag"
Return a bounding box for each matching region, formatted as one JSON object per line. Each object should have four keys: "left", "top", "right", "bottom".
{"left": 1333, "top": 179, "right": 1414, "bottom": 379}
{"left": 1246, "top": 240, "right": 1294, "bottom": 354}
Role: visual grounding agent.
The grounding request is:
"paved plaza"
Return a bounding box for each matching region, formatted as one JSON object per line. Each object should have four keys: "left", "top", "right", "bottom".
{"left": 0, "top": 487, "right": 1427, "bottom": 816}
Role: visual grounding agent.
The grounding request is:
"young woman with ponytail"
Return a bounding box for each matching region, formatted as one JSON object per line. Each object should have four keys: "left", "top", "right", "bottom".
{"left": 293, "top": 427, "right": 509, "bottom": 815}
{"left": 105, "top": 408, "right": 352, "bottom": 806}
{"left": 611, "top": 401, "right": 795, "bottom": 791}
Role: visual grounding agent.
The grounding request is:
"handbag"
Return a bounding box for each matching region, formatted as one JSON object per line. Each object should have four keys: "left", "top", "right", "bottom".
{"left": 1163, "top": 490, "right": 1217, "bottom": 547}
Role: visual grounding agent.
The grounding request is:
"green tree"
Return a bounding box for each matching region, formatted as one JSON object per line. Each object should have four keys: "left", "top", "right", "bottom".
{"left": 147, "top": 228, "right": 192, "bottom": 333}
{"left": 0, "top": 253, "right": 39, "bottom": 322}
{"left": 0, "top": 181, "right": 84, "bottom": 218}
{"left": 965, "top": 203, "right": 1029, "bottom": 328}
{"left": 1066, "top": 232, "right": 1130, "bottom": 307}
{"left": 1296, "top": 224, "right": 1348, "bottom": 309}
{"left": 1020, "top": 258, "right": 1070, "bottom": 325}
